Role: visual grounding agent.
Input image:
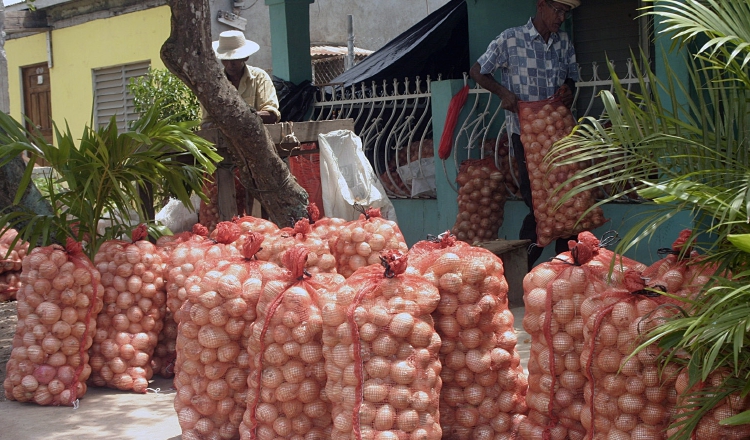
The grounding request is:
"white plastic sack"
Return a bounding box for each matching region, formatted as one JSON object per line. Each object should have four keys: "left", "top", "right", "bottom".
{"left": 319, "top": 129, "right": 398, "bottom": 222}
{"left": 155, "top": 194, "right": 201, "bottom": 233}
{"left": 396, "top": 157, "right": 437, "bottom": 198}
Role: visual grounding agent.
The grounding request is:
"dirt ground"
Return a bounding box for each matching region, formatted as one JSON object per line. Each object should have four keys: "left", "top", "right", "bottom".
{"left": 0, "top": 299, "right": 17, "bottom": 402}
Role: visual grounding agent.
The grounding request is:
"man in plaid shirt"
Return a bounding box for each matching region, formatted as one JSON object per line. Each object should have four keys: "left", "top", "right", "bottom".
{"left": 469, "top": 0, "right": 581, "bottom": 270}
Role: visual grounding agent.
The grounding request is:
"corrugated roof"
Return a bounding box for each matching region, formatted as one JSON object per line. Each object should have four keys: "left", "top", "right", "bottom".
{"left": 311, "top": 45, "right": 373, "bottom": 59}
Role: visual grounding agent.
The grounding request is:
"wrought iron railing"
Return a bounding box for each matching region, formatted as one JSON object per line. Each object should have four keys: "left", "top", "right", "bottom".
{"left": 310, "top": 59, "right": 648, "bottom": 200}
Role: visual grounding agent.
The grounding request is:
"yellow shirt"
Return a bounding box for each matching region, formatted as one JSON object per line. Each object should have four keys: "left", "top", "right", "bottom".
{"left": 201, "top": 64, "right": 281, "bottom": 123}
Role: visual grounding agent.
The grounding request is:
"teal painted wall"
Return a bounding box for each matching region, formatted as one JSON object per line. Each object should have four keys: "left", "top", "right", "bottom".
{"left": 391, "top": 199, "right": 442, "bottom": 247}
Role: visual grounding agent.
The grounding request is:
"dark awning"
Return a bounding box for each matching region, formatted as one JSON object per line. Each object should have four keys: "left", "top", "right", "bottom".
{"left": 329, "top": 0, "right": 469, "bottom": 88}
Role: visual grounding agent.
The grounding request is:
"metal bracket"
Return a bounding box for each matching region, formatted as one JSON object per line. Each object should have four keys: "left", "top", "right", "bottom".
{"left": 217, "top": 10, "right": 247, "bottom": 31}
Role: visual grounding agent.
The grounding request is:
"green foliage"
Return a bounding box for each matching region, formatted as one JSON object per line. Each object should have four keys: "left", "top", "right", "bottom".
{"left": 546, "top": 0, "right": 750, "bottom": 437}
{"left": 0, "top": 103, "right": 221, "bottom": 260}
{"left": 127, "top": 68, "right": 201, "bottom": 127}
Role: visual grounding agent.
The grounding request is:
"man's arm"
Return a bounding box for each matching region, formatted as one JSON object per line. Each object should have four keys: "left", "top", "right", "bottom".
{"left": 469, "top": 62, "right": 518, "bottom": 113}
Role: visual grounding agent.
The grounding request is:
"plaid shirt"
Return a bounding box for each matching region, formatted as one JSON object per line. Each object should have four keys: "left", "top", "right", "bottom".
{"left": 477, "top": 18, "right": 579, "bottom": 135}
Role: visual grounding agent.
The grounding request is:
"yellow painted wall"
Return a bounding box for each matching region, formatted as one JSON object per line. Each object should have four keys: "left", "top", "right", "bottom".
{"left": 5, "top": 5, "right": 170, "bottom": 138}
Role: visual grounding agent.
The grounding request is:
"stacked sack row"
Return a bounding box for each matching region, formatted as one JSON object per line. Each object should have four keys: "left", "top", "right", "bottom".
{"left": 0, "top": 228, "right": 28, "bottom": 301}
{"left": 520, "top": 230, "right": 750, "bottom": 440}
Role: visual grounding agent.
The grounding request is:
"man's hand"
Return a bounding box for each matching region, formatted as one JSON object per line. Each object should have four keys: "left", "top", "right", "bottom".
{"left": 558, "top": 84, "right": 574, "bottom": 108}
{"left": 500, "top": 89, "right": 519, "bottom": 113}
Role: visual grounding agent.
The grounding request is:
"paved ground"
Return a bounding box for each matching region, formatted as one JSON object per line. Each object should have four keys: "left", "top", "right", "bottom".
{"left": 0, "top": 301, "right": 531, "bottom": 440}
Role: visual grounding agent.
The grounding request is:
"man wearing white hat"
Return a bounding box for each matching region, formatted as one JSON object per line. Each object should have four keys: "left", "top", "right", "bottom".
{"left": 469, "top": 0, "right": 581, "bottom": 270}
{"left": 202, "top": 30, "right": 281, "bottom": 125}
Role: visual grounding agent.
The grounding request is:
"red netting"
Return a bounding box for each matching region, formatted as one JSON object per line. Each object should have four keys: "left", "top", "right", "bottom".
{"left": 3, "top": 241, "right": 103, "bottom": 406}
{"left": 671, "top": 369, "right": 750, "bottom": 440}
{"left": 409, "top": 237, "right": 529, "bottom": 439}
{"left": 321, "top": 251, "right": 443, "bottom": 440}
{"left": 307, "top": 205, "right": 348, "bottom": 253}
{"left": 518, "top": 232, "right": 646, "bottom": 440}
{"left": 288, "top": 142, "right": 325, "bottom": 217}
{"left": 451, "top": 157, "right": 507, "bottom": 244}
{"left": 240, "top": 246, "right": 345, "bottom": 439}
{"left": 199, "top": 169, "right": 249, "bottom": 233}
{"left": 518, "top": 95, "right": 607, "bottom": 247}
{"left": 88, "top": 229, "right": 167, "bottom": 393}
{"left": 173, "top": 231, "right": 285, "bottom": 440}
{"left": 253, "top": 218, "right": 337, "bottom": 274}
{"left": 579, "top": 269, "right": 681, "bottom": 439}
{"left": 0, "top": 270, "right": 21, "bottom": 302}
{"left": 330, "top": 208, "right": 409, "bottom": 278}
{"left": 165, "top": 224, "right": 242, "bottom": 322}
{"left": 0, "top": 228, "right": 28, "bottom": 273}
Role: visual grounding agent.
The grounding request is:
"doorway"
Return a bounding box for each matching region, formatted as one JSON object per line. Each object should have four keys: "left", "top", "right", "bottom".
{"left": 22, "top": 63, "right": 53, "bottom": 144}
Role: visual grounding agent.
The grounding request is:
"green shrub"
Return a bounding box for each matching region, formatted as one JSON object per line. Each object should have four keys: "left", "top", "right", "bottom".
{"left": 128, "top": 68, "right": 200, "bottom": 127}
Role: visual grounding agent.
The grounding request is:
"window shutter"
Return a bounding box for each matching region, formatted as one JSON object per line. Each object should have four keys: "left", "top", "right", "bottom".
{"left": 93, "top": 61, "right": 150, "bottom": 131}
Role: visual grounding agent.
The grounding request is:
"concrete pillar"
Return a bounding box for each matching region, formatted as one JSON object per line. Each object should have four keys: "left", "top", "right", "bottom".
{"left": 265, "top": 0, "right": 313, "bottom": 84}
{"left": 0, "top": 3, "right": 10, "bottom": 114}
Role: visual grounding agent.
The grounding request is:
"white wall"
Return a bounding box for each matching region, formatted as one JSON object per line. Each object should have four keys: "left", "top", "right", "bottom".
{"left": 210, "top": 0, "right": 451, "bottom": 74}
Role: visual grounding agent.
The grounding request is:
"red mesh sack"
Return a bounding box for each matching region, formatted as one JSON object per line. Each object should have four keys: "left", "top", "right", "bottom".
{"left": 518, "top": 232, "right": 646, "bottom": 440}
{"left": 154, "top": 230, "right": 204, "bottom": 378}
{"left": 241, "top": 246, "right": 345, "bottom": 439}
{"left": 232, "top": 215, "right": 279, "bottom": 237}
{"left": 199, "top": 169, "right": 249, "bottom": 233}
{"left": 288, "top": 142, "right": 325, "bottom": 217}
{"left": 451, "top": 157, "right": 507, "bottom": 244}
{"left": 671, "top": 369, "right": 750, "bottom": 440}
{"left": 88, "top": 225, "right": 167, "bottom": 392}
{"left": 330, "top": 207, "right": 409, "bottom": 278}
{"left": 518, "top": 95, "right": 607, "bottom": 247}
{"left": 3, "top": 239, "right": 104, "bottom": 406}
{"left": 409, "top": 233, "right": 528, "bottom": 439}
{"left": 165, "top": 224, "right": 241, "bottom": 320}
{"left": 254, "top": 218, "right": 337, "bottom": 274}
{"left": 0, "top": 270, "right": 21, "bottom": 302}
{"left": 641, "top": 229, "right": 719, "bottom": 301}
{"left": 321, "top": 251, "right": 443, "bottom": 440}
{"left": 173, "top": 231, "right": 285, "bottom": 440}
{"left": 579, "top": 269, "right": 682, "bottom": 439}
{"left": 0, "top": 228, "right": 28, "bottom": 273}
{"left": 307, "top": 203, "right": 347, "bottom": 252}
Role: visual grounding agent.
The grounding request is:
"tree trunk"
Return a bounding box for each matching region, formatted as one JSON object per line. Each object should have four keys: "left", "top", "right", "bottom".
{"left": 0, "top": 156, "right": 57, "bottom": 243}
{"left": 160, "top": 0, "right": 308, "bottom": 227}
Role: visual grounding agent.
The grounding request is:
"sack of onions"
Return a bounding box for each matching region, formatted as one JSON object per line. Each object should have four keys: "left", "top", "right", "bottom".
{"left": 409, "top": 233, "right": 528, "bottom": 440}
{"left": 174, "top": 231, "right": 285, "bottom": 440}
{"left": 199, "top": 169, "right": 249, "bottom": 233}
{"left": 241, "top": 246, "right": 345, "bottom": 440}
{"left": 670, "top": 369, "right": 750, "bottom": 440}
{"left": 307, "top": 203, "right": 348, "bottom": 252}
{"left": 165, "top": 224, "right": 241, "bottom": 322}
{"left": 0, "top": 270, "right": 21, "bottom": 302}
{"left": 641, "top": 229, "right": 718, "bottom": 301}
{"left": 0, "top": 228, "right": 29, "bottom": 273}
{"left": 2, "top": 239, "right": 104, "bottom": 406}
{"left": 518, "top": 232, "right": 645, "bottom": 440}
{"left": 151, "top": 310, "right": 178, "bottom": 378}
{"left": 517, "top": 95, "right": 606, "bottom": 247}
{"left": 88, "top": 224, "right": 167, "bottom": 393}
{"left": 232, "top": 215, "right": 279, "bottom": 237}
{"left": 578, "top": 269, "right": 681, "bottom": 439}
{"left": 451, "top": 157, "right": 507, "bottom": 244}
{"left": 330, "top": 207, "right": 409, "bottom": 278}
{"left": 321, "top": 250, "right": 443, "bottom": 440}
{"left": 253, "top": 218, "right": 337, "bottom": 275}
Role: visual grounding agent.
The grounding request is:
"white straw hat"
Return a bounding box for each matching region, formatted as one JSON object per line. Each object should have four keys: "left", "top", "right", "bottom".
{"left": 212, "top": 30, "right": 260, "bottom": 60}
{"left": 553, "top": 0, "right": 581, "bottom": 9}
